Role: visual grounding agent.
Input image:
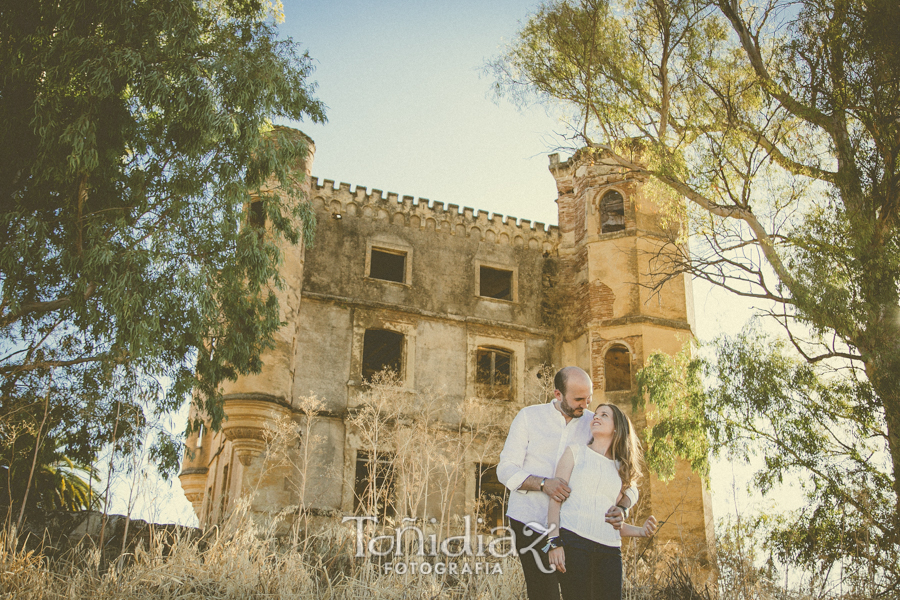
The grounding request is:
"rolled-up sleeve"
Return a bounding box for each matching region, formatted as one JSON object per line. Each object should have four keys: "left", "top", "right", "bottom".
{"left": 497, "top": 409, "right": 531, "bottom": 494}
{"left": 623, "top": 485, "right": 639, "bottom": 508}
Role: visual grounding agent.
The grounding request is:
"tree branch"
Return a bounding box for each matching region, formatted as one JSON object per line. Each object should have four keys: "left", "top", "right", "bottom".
{"left": 0, "top": 351, "right": 126, "bottom": 375}
{"left": 716, "top": 0, "right": 834, "bottom": 134}
{"left": 602, "top": 148, "right": 802, "bottom": 294}
{"left": 0, "top": 283, "right": 97, "bottom": 328}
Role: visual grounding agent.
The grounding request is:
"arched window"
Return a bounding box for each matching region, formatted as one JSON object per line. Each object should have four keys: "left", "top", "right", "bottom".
{"left": 600, "top": 190, "right": 625, "bottom": 234}
{"left": 604, "top": 344, "right": 631, "bottom": 392}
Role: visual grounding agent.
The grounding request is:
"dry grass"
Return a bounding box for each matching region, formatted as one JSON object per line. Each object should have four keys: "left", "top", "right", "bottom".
{"left": 2, "top": 503, "right": 718, "bottom": 600}
{"left": 0, "top": 502, "right": 535, "bottom": 600}
{"left": 5, "top": 507, "right": 845, "bottom": 600}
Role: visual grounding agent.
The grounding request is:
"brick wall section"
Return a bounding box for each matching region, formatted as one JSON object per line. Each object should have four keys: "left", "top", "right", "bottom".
{"left": 574, "top": 192, "right": 586, "bottom": 245}
{"left": 557, "top": 183, "right": 587, "bottom": 244}
{"left": 557, "top": 192, "right": 578, "bottom": 235}
{"left": 590, "top": 280, "right": 615, "bottom": 321}
{"left": 556, "top": 245, "right": 590, "bottom": 339}
{"left": 574, "top": 280, "right": 590, "bottom": 331}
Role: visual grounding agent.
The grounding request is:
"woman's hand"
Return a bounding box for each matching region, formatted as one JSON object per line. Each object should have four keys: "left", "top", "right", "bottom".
{"left": 641, "top": 515, "right": 658, "bottom": 538}
{"left": 604, "top": 504, "right": 625, "bottom": 529}
{"left": 548, "top": 546, "right": 566, "bottom": 573}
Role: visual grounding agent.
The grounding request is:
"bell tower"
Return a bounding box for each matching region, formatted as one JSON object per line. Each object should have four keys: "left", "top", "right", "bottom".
{"left": 550, "top": 148, "right": 716, "bottom": 577}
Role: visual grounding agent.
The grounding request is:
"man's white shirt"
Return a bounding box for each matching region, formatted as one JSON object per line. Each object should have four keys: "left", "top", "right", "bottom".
{"left": 496, "top": 401, "right": 639, "bottom": 528}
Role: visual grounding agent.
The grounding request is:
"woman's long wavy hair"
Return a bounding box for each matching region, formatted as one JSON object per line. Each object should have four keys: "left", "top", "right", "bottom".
{"left": 596, "top": 403, "right": 643, "bottom": 489}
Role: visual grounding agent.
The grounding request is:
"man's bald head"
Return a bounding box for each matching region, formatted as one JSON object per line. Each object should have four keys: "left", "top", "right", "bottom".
{"left": 554, "top": 366, "right": 591, "bottom": 397}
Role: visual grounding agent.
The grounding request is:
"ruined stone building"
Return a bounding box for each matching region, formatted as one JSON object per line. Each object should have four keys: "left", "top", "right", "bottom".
{"left": 179, "top": 129, "right": 715, "bottom": 569}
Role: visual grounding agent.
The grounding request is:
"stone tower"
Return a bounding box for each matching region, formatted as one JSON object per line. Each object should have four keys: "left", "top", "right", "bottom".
{"left": 550, "top": 148, "right": 716, "bottom": 571}
{"left": 180, "top": 128, "right": 317, "bottom": 521}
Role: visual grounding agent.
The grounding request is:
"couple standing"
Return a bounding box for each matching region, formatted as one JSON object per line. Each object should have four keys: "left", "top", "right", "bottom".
{"left": 496, "top": 366, "right": 657, "bottom": 600}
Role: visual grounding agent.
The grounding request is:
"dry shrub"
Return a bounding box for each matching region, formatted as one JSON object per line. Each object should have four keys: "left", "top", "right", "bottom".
{"left": 0, "top": 502, "right": 527, "bottom": 600}
{"left": 645, "top": 562, "right": 715, "bottom": 600}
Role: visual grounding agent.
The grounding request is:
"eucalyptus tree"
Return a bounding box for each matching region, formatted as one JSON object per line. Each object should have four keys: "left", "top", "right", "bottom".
{"left": 0, "top": 0, "right": 325, "bottom": 518}
{"left": 491, "top": 0, "right": 899, "bottom": 588}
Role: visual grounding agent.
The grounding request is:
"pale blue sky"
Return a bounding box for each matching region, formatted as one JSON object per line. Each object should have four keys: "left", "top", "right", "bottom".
{"left": 279, "top": 0, "right": 566, "bottom": 227}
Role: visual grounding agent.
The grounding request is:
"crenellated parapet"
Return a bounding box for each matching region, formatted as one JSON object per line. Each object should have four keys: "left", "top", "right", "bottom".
{"left": 310, "top": 177, "right": 559, "bottom": 253}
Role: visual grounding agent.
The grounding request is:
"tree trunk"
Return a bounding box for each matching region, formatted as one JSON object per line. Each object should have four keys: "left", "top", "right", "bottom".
{"left": 16, "top": 385, "right": 50, "bottom": 531}
{"left": 870, "top": 356, "right": 900, "bottom": 532}
{"left": 862, "top": 307, "right": 900, "bottom": 536}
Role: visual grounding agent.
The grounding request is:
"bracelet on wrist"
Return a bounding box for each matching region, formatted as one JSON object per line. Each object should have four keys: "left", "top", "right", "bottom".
{"left": 616, "top": 504, "right": 629, "bottom": 519}
{"left": 540, "top": 477, "right": 547, "bottom": 491}
{"left": 541, "top": 536, "right": 564, "bottom": 553}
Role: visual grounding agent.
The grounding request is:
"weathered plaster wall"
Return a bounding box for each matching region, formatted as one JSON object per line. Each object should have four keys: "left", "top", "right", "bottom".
{"left": 304, "top": 179, "right": 556, "bottom": 329}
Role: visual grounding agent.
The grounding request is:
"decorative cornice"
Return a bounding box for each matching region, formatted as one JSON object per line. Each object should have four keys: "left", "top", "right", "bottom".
{"left": 222, "top": 392, "right": 290, "bottom": 409}
{"left": 597, "top": 315, "right": 693, "bottom": 331}
{"left": 179, "top": 467, "right": 209, "bottom": 476}
{"left": 301, "top": 291, "right": 555, "bottom": 337}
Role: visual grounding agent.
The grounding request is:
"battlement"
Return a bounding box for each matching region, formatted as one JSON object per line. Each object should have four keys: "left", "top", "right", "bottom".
{"left": 309, "top": 177, "right": 559, "bottom": 253}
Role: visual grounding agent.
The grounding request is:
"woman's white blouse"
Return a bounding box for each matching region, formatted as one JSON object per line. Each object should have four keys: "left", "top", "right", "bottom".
{"left": 559, "top": 444, "right": 623, "bottom": 547}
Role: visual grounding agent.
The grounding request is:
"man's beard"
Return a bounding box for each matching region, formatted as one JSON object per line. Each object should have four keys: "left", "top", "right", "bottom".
{"left": 559, "top": 397, "right": 583, "bottom": 418}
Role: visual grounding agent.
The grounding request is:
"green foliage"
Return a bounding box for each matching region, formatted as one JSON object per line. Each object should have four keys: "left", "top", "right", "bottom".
{"left": 715, "top": 516, "right": 792, "bottom": 600}
{"left": 35, "top": 456, "right": 100, "bottom": 512}
{"left": 636, "top": 326, "right": 898, "bottom": 592}
{"left": 634, "top": 347, "right": 709, "bottom": 482}
{"left": 1, "top": 431, "right": 100, "bottom": 514}
{"left": 0, "top": 0, "right": 325, "bottom": 517}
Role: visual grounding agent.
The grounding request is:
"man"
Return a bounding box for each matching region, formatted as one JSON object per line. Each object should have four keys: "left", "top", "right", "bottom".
{"left": 497, "top": 366, "right": 639, "bottom": 600}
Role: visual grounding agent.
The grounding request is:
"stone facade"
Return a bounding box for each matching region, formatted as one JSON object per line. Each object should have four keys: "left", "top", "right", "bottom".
{"left": 179, "top": 132, "right": 715, "bottom": 576}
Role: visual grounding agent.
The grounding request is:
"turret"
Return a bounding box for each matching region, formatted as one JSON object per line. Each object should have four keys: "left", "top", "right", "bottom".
{"left": 550, "top": 148, "right": 714, "bottom": 581}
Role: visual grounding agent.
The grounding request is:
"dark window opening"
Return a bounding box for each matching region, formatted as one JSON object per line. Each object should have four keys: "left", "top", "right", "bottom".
{"left": 479, "top": 266, "right": 513, "bottom": 300}
{"left": 476, "top": 347, "right": 512, "bottom": 400}
{"left": 369, "top": 248, "right": 406, "bottom": 283}
{"left": 475, "top": 463, "right": 507, "bottom": 532}
{"left": 204, "top": 486, "right": 213, "bottom": 525}
{"left": 605, "top": 345, "right": 632, "bottom": 392}
{"left": 249, "top": 200, "right": 266, "bottom": 229}
{"left": 219, "top": 464, "right": 230, "bottom": 522}
{"left": 362, "top": 329, "right": 404, "bottom": 382}
{"left": 354, "top": 450, "right": 396, "bottom": 519}
{"left": 600, "top": 191, "right": 625, "bottom": 234}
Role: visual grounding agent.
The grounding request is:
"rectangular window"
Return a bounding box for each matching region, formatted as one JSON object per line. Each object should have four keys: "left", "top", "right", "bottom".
{"left": 362, "top": 329, "right": 404, "bottom": 382}
{"left": 248, "top": 200, "right": 266, "bottom": 229}
{"left": 369, "top": 248, "right": 407, "bottom": 283}
{"left": 475, "top": 463, "right": 507, "bottom": 532}
{"left": 479, "top": 266, "right": 512, "bottom": 300}
{"left": 476, "top": 347, "right": 512, "bottom": 400}
{"left": 354, "top": 450, "right": 396, "bottom": 519}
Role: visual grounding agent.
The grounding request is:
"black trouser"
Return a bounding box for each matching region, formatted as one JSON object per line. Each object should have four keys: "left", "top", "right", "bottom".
{"left": 509, "top": 518, "right": 560, "bottom": 600}
{"left": 557, "top": 529, "right": 622, "bottom": 600}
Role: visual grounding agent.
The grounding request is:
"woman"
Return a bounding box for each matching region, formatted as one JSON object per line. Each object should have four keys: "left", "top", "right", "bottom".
{"left": 545, "top": 403, "right": 658, "bottom": 600}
